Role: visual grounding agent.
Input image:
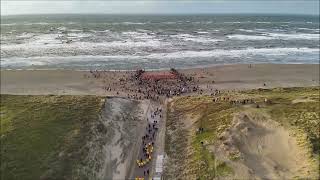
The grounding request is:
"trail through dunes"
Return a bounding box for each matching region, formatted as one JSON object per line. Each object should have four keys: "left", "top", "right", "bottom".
{"left": 81, "top": 97, "right": 149, "bottom": 180}
{"left": 212, "top": 112, "right": 318, "bottom": 179}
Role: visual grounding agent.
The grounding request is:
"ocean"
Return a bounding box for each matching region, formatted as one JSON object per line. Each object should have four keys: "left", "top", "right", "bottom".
{"left": 1, "top": 14, "right": 319, "bottom": 70}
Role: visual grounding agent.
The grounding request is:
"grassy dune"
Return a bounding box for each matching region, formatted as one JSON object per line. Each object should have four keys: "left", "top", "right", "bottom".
{"left": 0, "top": 95, "right": 104, "bottom": 180}
{"left": 164, "top": 87, "right": 320, "bottom": 179}
{"left": 1, "top": 87, "right": 319, "bottom": 179}
{"left": 244, "top": 87, "right": 320, "bottom": 155}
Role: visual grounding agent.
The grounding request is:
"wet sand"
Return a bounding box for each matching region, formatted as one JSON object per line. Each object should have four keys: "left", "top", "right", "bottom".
{"left": 1, "top": 64, "right": 319, "bottom": 95}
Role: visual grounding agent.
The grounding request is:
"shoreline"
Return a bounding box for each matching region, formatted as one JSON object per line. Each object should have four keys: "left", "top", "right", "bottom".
{"left": 1, "top": 64, "right": 319, "bottom": 95}
{"left": 1, "top": 63, "right": 319, "bottom": 72}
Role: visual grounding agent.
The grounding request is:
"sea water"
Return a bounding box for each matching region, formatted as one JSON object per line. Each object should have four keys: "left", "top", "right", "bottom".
{"left": 1, "top": 14, "right": 319, "bottom": 70}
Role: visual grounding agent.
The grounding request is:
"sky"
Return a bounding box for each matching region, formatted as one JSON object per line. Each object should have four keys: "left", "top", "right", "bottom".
{"left": 1, "top": 0, "right": 319, "bottom": 16}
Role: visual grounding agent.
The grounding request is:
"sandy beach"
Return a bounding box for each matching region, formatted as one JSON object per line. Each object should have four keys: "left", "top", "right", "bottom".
{"left": 1, "top": 64, "right": 319, "bottom": 95}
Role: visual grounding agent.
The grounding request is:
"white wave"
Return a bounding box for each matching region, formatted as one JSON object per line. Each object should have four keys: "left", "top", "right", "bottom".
{"left": 16, "top": 33, "right": 35, "bottom": 39}
{"left": 1, "top": 40, "right": 165, "bottom": 50}
{"left": 0, "top": 35, "right": 10, "bottom": 41}
{"left": 2, "top": 22, "right": 76, "bottom": 26}
{"left": 185, "top": 37, "right": 222, "bottom": 43}
{"left": 270, "top": 29, "right": 287, "bottom": 32}
{"left": 122, "top": 31, "right": 143, "bottom": 36}
{"left": 69, "top": 29, "right": 82, "bottom": 32}
{"left": 24, "top": 22, "right": 50, "bottom": 25}
{"left": 228, "top": 33, "right": 319, "bottom": 40}
{"left": 196, "top": 31, "right": 209, "bottom": 34}
{"left": 224, "top": 21, "right": 297, "bottom": 25}
{"left": 2, "top": 47, "right": 317, "bottom": 67}
{"left": 237, "top": 29, "right": 255, "bottom": 33}
{"left": 122, "top": 22, "right": 147, "bottom": 25}
{"left": 1, "top": 37, "right": 169, "bottom": 57}
{"left": 1, "top": 23, "right": 17, "bottom": 26}
{"left": 1, "top": 55, "right": 141, "bottom": 67}
{"left": 224, "top": 21, "right": 242, "bottom": 24}
{"left": 67, "top": 33, "right": 91, "bottom": 38}
{"left": 136, "top": 29, "right": 152, "bottom": 33}
{"left": 171, "top": 34, "right": 222, "bottom": 43}
{"left": 238, "top": 28, "right": 286, "bottom": 33}
{"left": 192, "top": 21, "right": 213, "bottom": 24}
{"left": 1, "top": 58, "right": 48, "bottom": 66}
{"left": 90, "top": 29, "right": 110, "bottom": 33}
{"left": 227, "top": 35, "right": 274, "bottom": 40}
{"left": 27, "top": 34, "right": 62, "bottom": 45}
{"left": 268, "top": 33, "right": 319, "bottom": 40}
{"left": 297, "top": 28, "right": 320, "bottom": 32}
{"left": 256, "top": 22, "right": 271, "bottom": 24}
{"left": 1, "top": 22, "right": 51, "bottom": 26}
{"left": 255, "top": 29, "right": 268, "bottom": 31}
{"left": 146, "top": 47, "right": 319, "bottom": 59}
{"left": 57, "top": 26, "right": 67, "bottom": 31}
{"left": 163, "top": 22, "right": 177, "bottom": 24}
{"left": 109, "top": 22, "right": 147, "bottom": 25}
{"left": 122, "top": 31, "right": 156, "bottom": 40}
{"left": 298, "top": 28, "right": 313, "bottom": 30}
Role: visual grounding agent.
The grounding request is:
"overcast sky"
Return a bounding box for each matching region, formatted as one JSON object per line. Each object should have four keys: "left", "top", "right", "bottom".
{"left": 1, "top": 1, "right": 319, "bottom": 16}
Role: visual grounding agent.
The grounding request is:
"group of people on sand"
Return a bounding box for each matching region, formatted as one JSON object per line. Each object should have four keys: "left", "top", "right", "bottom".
{"left": 136, "top": 107, "right": 162, "bottom": 179}
{"left": 86, "top": 69, "right": 269, "bottom": 108}
{"left": 209, "top": 89, "right": 257, "bottom": 105}
{"left": 210, "top": 92, "right": 258, "bottom": 106}
{"left": 132, "top": 69, "right": 201, "bottom": 100}
{"left": 86, "top": 68, "right": 203, "bottom": 101}
{"left": 88, "top": 68, "right": 267, "bottom": 103}
{"left": 229, "top": 98, "right": 255, "bottom": 105}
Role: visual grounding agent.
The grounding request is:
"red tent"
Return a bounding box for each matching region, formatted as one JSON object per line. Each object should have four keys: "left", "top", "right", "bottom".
{"left": 141, "top": 72, "right": 177, "bottom": 81}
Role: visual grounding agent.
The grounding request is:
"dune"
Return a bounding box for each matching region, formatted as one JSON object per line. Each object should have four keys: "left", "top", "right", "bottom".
{"left": 213, "top": 112, "right": 318, "bottom": 179}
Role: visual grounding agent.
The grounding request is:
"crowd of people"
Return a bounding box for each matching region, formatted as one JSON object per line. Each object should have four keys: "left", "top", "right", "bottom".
{"left": 86, "top": 68, "right": 202, "bottom": 101}
{"left": 135, "top": 106, "right": 162, "bottom": 179}
{"left": 209, "top": 91, "right": 261, "bottom": 107}
{"left": 86, "top": 69, "right": 269, "bottom": 108}
{"left": 132, "top": 69, "right": 201, "bottom": 100}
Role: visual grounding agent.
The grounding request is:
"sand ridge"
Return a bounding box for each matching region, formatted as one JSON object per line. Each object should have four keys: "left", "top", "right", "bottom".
{"left": 212, "top": 112, "right": 318, "bottom": 179}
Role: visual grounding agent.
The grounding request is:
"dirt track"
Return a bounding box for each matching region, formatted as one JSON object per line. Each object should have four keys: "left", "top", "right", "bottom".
{"left": 131, "top": 101, "right": 165, "bottom": 179}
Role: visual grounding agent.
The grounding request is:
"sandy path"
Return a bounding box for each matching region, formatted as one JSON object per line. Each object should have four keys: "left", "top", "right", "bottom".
{"left": 83, "top": 97, "right": 149, "bottom": 180}
{"left": 150, "top": 99, "right": 167, "bottom": 178}
{"left": 131, "top": 100, "right": 164, "bottom": 179}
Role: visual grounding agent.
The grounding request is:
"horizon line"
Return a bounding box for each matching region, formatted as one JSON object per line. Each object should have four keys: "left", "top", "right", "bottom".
{"left": 1, "top": 12, "right": 319, "bottom": 17}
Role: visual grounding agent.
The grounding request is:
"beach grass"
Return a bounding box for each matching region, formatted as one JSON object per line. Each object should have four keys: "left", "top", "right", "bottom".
{"left": 0, "top": 95, "right": 104, "bottom": 180}
{"left": 164, "top": 87, "right": 320, "bottom": 179}
{"left": 243, "top": 87, "right": 320, "bottom": 155}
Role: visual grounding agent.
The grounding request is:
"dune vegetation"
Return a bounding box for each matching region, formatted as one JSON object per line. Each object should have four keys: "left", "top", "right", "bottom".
{"left": 0, "top": 95, "right": 104, "bottom": 180}
{"left": 1, "top": 87, "right": 319, "bottom": 179}
{"left": 164, "top": 87, "right": 319, "bottom": 179}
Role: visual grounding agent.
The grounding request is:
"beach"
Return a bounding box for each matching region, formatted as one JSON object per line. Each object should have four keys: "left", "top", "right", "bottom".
{"left": 1, "top": 64, "right": 319, "bottom": 95}
{"left": 1, "top": 11, "right": 320, "bottom": 180}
